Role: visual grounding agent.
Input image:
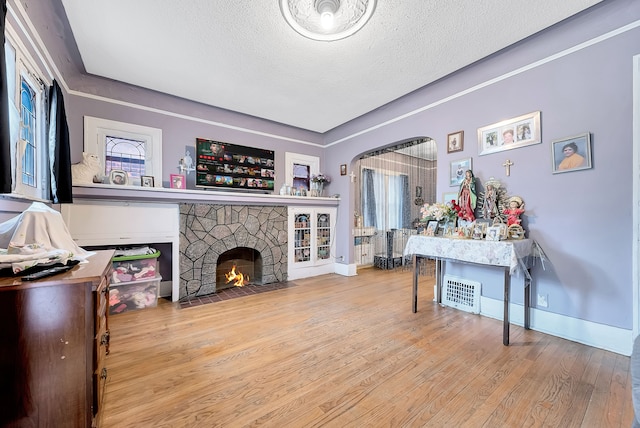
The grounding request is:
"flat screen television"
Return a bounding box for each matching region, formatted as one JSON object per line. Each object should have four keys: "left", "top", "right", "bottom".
{"left": 195, "top": 138, "right": 275, "bottom": 192}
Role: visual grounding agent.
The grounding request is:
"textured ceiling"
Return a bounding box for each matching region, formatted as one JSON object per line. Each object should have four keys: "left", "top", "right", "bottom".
{"left": 60, "top": 0, "right": 602, "bottom": 133}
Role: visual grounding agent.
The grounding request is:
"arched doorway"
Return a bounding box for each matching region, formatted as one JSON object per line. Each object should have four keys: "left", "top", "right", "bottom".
{"left": 353, "top": 138, "right": 437, "bottom": 268}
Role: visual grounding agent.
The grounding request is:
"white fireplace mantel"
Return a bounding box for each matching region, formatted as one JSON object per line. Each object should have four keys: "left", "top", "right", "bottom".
{"left": 71, "top": 184, "right": 340, "bottom": 207}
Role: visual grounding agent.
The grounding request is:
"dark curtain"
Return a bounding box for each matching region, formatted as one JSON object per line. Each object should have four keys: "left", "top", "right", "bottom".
{"left": 48, "top": 80, "right": 72, "bottom": 203}
{"left": 362, "top": 168, "right": 377, "bottom": 228}
{"left": 0, "top": 0, "right": 11, "bottom": 193}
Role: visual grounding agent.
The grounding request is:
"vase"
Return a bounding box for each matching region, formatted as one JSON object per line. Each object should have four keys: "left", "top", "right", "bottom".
{"left": 311, "top": 181, "right": 324, "bottom": 197}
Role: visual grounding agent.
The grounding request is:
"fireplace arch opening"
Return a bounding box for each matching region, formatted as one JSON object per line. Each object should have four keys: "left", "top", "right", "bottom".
{"left": 216, "top": 247, "right": 263, "bottom": 291}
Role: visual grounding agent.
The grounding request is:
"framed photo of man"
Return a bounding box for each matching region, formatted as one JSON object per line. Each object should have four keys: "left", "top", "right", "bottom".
{"left": 551, "top": 132, "right": 592, "bottom": 174}
{"left": 447, "top": 130, "right": 464, "bottom": 153}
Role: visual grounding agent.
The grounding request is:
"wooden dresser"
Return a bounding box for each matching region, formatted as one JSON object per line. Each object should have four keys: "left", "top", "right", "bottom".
{"left": 0, "top": 250, "right": 114, "bottom": 427}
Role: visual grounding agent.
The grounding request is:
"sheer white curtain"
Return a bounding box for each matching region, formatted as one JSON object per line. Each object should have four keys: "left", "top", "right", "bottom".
{"left": 363, "top": 168, "right": 408, "bottom": 230}
{"left": 388, "top": 174, "right": 407, "bottom": 230}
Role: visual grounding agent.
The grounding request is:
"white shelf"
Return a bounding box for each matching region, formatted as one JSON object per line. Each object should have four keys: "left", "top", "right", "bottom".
{"left": 71, "top": 184, "right": 340, "bottom": 207}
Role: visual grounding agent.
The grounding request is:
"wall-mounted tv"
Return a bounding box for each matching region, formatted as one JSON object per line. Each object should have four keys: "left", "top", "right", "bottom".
{"left": 195, "top": 138, "right": 275, "bottom": 192}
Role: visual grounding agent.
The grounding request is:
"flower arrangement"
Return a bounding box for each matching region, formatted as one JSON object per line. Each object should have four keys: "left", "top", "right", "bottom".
{"left": 421, "top": 199, "right": 461, "bottom": 222}
{"left": 311, "top": 173, "right": 331, "bottom": 184}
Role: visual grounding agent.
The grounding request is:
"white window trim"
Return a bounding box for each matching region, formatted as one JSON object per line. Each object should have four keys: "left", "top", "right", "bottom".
{"left": 284, "top": 152, "right": 319, "bottom": 187}
{"left": 83, "top": 116, "right": 162, "bottom": 187}
{"left": 5, "top": 26, "right": 50, "bottom": 200}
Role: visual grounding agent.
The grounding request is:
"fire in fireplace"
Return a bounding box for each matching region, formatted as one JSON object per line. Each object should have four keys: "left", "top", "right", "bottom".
{"left": 225, "top": 265, "right": 248, "bottom": 287}
{"left": 216, "top": 247, "right": 263, "bottom": 291}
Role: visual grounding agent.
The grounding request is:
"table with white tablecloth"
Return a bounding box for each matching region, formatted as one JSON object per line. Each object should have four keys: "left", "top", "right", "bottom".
{"left": 403, "top": 235, "right": 534, "bottom": 345}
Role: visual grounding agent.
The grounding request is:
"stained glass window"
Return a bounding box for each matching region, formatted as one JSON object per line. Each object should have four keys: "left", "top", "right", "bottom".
{"left": 105, "top": 136, "right": 146, "bottom": 178}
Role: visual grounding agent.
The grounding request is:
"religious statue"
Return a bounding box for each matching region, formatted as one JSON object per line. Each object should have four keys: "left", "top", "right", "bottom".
{"left": 481, "top": 177, "right": 501, "bottom": 220}
{"left": 457, "top": 169, "right": 476, "bottom": 222}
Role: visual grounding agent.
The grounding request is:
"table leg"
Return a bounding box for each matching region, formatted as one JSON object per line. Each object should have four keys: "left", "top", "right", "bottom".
{"left": 412, "top": 255, "right": 418, "bottom": 313}
{"left": 435, "top": 258, "right": 443, "bottom": 304}
{"left": 524, "top": 268, "right": 531, "bottom": 330}
{"left": 503, "top": 267, "right": 510, "bottom": 346}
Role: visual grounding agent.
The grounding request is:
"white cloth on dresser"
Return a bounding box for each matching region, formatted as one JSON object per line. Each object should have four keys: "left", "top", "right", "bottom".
{"left": 0, "top": 202, "right": 93, "bottom": 273}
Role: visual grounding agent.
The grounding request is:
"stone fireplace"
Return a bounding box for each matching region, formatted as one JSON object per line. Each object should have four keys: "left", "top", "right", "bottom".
{"left": 179, "top": 204, "right": 288, "bottom": 299}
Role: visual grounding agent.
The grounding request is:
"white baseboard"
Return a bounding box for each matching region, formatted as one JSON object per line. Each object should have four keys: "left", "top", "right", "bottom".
{"left": 288, "top": 262, "right": 337, "bottom": 280}
{"left": 334, "top": 263, "right": 357, "bottom": 276}
{"left": 480, "top": 296, "right": 633, "bottom": 356}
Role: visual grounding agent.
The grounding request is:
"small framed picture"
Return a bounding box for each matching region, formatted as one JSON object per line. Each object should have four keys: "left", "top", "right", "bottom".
{"left": 551, "top": 132, "right": 592, "bottom": 174}
{"left": 170, "top": 174, "right": 185, "bottom": 189}
{"left": 340, "top": 164, "right": 347, "bottom": 176}
{"left": 442, "top": 191, "right": 458, "bottom": 204}
{"left": 472, "top": 222, "right": 486, "bottom": 239}
{"left": 141, "top": 175, "right": 155, "bottom": 187}
{"left": 497, "top": 223, "right": 508, "bottom": 240}
{"left": 475, "top": 218, "right": 491, "bottom": 232}
{"left": 449, "top": 157, "right": 472, "bottom": 187}
{"left": 485, "top": 226, "right": 501, "bottom": 241}
{"left": 447, "top": 130, "right": 464, "bottom": 153}
{"left": 109, "top": 169, "right": 128, "bottom": 186}
{"left": 425, "top": 220, "right": 439, "bottom": 236}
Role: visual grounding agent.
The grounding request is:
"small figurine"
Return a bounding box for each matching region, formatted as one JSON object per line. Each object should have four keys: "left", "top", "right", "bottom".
{"left": 504, "top": 196, "right": 525, "bottom": 227}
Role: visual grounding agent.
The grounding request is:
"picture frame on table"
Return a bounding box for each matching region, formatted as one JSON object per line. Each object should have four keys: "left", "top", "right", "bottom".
{"left": 475, "top": 218, "right": 491, "bottom": 232}
{"left": 141, "top": 175, "right": 155, "bottom": 187}
{"left": 425, "top": 220, "right": 439, "bottom": 236}
{"left": 109, "top": 169, "right": 128, "bottom": 186}
{"left": 551, "top": 132, "right": 592, "bottom": 174}
{"left": 472, "top": 222, "right": 487, "bottom": 239}
{"left": 447, "top": 130, "right": 464, "bottom": 153}
{"left": 450, "top": 157, "right": 472, "bottom": 187}
{"left": 477, "top": 111, "right": 541, "bottom": 156}
{"left": 497, "top": 223, "right": 508, "bottom": 240}
{"left": 170, "top": 174, "right": 185, "bottom": 189}
{"left": 485, "top": 226, "right": 501, "bottom": 241}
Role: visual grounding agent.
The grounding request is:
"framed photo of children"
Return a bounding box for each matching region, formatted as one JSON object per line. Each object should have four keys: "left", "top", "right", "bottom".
{"left": 477, "top": 111, "right": 541, "bottom": 156}
{"left": 449, "top": 157, "right": 472, "bottom": 187}
{"left": 447, "top": 130, "right": 464, "bottom": 153}
{"left": 551, "top": 132, "right": 592, "bottom": 174}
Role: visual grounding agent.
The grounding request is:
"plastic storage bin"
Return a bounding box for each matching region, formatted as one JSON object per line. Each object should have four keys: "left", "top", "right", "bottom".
{"left": 109, "top": 275, "right": 161, "bottom": 315}
{"left": 111, "top": 249, "right": 160, "bottom": 283}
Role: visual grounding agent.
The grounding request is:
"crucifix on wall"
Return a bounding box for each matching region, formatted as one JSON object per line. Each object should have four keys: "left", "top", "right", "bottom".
{"left": 502, "top": 159, "right": 514, "bottom": 176}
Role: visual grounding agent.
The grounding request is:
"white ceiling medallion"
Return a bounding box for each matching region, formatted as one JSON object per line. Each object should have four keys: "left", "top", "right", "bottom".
{"left": 280, "top": 0, "right": 377, "bottom": 41}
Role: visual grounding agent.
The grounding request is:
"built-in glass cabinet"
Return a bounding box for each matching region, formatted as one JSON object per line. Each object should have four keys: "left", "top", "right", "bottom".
{"left": 288, "top": 207, "right": 336, "bottom": 280}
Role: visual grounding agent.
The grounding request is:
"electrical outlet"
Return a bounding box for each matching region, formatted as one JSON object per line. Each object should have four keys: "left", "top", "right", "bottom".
{"left": 338, "top": 255, "right": 344, "bottom": 261}
{"left": 537, "top": 294, "right": 548, "bottom": 308}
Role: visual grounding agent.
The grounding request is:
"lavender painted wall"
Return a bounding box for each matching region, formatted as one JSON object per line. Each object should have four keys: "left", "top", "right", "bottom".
{"left": 7, "top": 0, "right": 639, "bottom": 334}
{"left": 325, "top": 0, "right": 640, "bottom": 330}
{"left": 10, "top": 0, "right": 325, "bottom": 190}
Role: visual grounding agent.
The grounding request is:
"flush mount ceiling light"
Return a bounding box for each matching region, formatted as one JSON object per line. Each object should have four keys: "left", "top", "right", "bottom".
{"left": 280, "top": 0, "right": 377, "bottom": 41}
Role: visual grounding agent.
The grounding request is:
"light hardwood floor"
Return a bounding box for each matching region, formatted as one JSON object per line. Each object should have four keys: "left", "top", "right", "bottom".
{"left": 102, "top": 267, "right": 634, "bottom": 427}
